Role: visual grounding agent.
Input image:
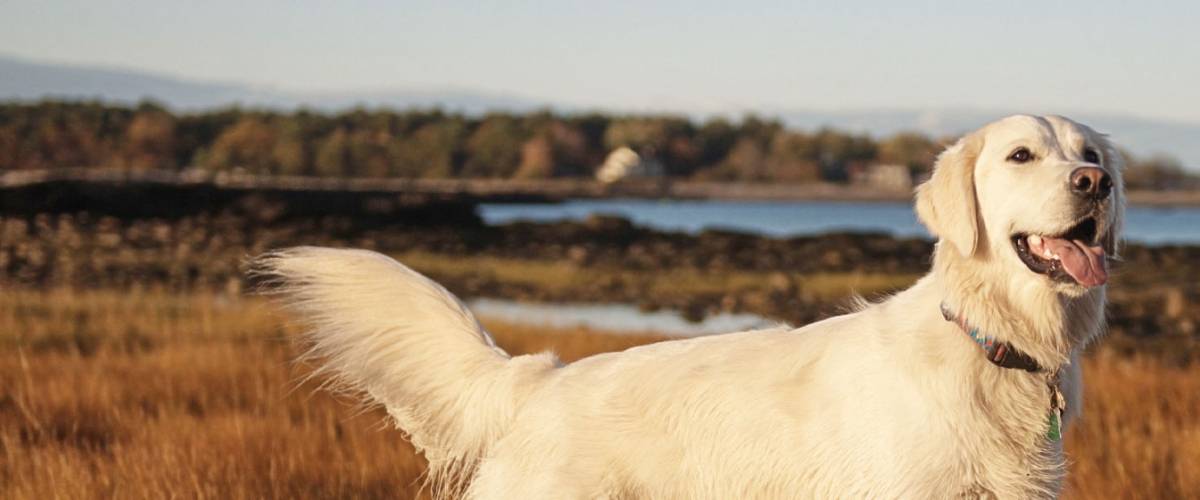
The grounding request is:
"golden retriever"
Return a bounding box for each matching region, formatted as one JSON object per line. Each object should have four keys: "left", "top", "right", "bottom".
{"left": 252, "top": 115, "right": 1123, "bottom": 499}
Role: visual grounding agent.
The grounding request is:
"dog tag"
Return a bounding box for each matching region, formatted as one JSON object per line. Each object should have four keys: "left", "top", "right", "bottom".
{"left": 1046, "top": 382, "right": 1065, "bottom": 441}
{"left": 1046, "top": 411, "right": 1062, "bottom": 441}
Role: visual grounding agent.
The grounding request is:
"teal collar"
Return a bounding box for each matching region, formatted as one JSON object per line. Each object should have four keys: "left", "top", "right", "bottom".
{"left": 940, "top": 302, "right": 1043, "bottom": 373}
{"left": 940, "top": 302, "right": 1065, "bottom": 441}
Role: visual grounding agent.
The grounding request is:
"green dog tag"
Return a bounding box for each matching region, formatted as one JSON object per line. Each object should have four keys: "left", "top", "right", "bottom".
{"left": 1047, "top": 411, "right": 1061, "bottom": 441}
{"left": 1046, "top": 379, "right": 1065, "bottom": 442}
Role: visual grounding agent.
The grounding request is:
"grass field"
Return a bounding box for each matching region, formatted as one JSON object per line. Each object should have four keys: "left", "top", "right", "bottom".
{"left": 1, "top": 289, "right": 1197, "bottom": 499}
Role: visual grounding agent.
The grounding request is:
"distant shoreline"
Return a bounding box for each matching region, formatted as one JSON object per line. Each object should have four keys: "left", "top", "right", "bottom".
{"left": 3, "top": 168, "right": 1200, "bottom": 207}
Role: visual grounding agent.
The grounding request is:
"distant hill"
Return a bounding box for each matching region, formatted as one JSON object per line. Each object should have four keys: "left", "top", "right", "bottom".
{"left": 2, "top": 53, "right": 1197, "bottom": 168}
{"left": 0, "top": 54, "right": 543, "bottom": 114}
{"left": 1, "top": 54, "right": 253, "bottom": 110}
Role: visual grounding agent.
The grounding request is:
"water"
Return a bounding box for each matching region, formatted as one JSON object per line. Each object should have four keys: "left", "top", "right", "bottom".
{"left": 468, "top": 298, "right": 776, "bottom": 337}
{"left": 474, "top": 199, "right": 1200, "bottom": 334}
{"left": 480, "top": 199, "right": 1200, "bottom": 245}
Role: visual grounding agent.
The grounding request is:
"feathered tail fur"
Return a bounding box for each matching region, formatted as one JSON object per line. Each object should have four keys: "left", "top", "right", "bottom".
{"left": 249, "top": 247, "right": 558, "bottom": 498}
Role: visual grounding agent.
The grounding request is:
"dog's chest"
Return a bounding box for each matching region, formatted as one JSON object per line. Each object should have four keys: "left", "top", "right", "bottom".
{"left": 770, "top": 375, "right": 1065, "bottom": 498}
{"left": 934, "top": 391, "right": 1067, "bottom": 498}
{"left": 817, "top": 363, "right": 1067, "bottom": 497}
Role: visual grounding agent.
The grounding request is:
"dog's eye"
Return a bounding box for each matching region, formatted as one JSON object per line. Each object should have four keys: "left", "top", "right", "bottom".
{"left": 1007, "top": 147, "right": 1034, "bottom": 164}
{"left": 1083, "top": 148, "right": 1101, "bottom": 164}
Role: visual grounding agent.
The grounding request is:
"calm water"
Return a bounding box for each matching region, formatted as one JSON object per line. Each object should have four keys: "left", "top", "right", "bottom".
{"left": 473, "top": 199, "right": 1199, "bottom": 334}
{"left": 468, "top": 298, "right": 775, "bottom": 337}
{"left": 480, "top": 199, "right": 1200, "bottom": 245}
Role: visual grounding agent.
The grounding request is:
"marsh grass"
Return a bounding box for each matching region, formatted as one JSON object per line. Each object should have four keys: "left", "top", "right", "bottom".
{"left": 0, "top": 290, "right": 1195, "bottom": 499}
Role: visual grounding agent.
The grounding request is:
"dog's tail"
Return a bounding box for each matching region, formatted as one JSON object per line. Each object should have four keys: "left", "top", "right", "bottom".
{"left": 249, "top": 247, "right": 558, "bottom": 497}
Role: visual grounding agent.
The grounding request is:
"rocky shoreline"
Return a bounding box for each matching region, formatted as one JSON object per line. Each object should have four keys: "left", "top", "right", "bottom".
{"left": 2, "top": 203, "right": 1197, "bottom": 360}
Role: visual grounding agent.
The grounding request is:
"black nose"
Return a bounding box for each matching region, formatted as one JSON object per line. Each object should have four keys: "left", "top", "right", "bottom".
{"left": 1070, "top": 167, "right": 1112, "bottom": 200}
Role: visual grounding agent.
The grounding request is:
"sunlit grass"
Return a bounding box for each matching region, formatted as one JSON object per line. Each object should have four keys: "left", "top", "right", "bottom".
{"left": 0, "top": 289, "right": 1195, "bottom": 499}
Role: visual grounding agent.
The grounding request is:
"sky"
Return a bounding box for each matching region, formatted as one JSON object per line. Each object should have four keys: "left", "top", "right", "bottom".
{"left": 2, "top": 0, "right": 1199, "bottom": 123}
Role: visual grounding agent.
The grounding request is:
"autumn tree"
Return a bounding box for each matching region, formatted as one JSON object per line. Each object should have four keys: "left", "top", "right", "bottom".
{"left": 766, "top": 131, "right": 821, "bottom": 183}
{"left": 515, "top": 121, "right": 590, "bottom": 178}
{"left": 877, "top": 132, "right": 939, "bottom": 174}
{"left": 389, "top": 119, "right": 468, "bottom": 178}
{"left": 5, "top": 101, "right": 1191, "bottom": 187}
{"left": 117, "top": 103, "right": 176, "bottom": 169}
{"left": 462, "top": 114, "right": 529, "bottom": 178}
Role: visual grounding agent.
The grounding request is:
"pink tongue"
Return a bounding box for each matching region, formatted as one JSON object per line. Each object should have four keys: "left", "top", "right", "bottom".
{"left": 1037, "top": 237, "right": 1108, "bottom": 287}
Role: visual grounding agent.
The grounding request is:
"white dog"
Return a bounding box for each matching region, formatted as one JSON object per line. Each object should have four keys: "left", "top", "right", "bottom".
{"left": 252, "top": 115, "right": 1123, "bottom": 499}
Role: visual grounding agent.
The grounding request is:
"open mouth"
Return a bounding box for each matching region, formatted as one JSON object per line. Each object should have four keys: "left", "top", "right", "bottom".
{"left": 1011, "top": 217, "right": 1108, "bottom": 287}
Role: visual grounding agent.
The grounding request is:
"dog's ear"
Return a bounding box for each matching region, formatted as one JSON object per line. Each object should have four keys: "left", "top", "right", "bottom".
{"left": 915, "top": 132, "right": 983, "bottom": 257}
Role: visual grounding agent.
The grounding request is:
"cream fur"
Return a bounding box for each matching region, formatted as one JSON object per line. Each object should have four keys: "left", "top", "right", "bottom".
{"left": 252, "top": 114, "right": 1124, "bottom": 499}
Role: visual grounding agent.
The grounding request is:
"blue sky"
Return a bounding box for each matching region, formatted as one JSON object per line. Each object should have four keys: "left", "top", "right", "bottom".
{"left": 2, "top": 0, "right": 1198, "bottom": 122}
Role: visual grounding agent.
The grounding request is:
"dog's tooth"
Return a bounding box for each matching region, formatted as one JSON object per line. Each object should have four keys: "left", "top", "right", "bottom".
{"left": 1028, "top": 235, "right": 1043, "bottom": 247}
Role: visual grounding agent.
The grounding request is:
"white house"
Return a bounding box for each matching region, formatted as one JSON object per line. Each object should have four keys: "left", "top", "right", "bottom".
{"left": 595, "top": 147, "right": 665, "bottom": 183}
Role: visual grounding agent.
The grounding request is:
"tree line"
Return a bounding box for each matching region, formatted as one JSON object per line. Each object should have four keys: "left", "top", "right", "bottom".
{"left": 0, "top": 100, "right": 1191, "bottom": 188}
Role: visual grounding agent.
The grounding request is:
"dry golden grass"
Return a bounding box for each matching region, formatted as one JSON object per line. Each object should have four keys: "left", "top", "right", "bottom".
{"left": 1064, "top": 352, "right": 1200, "bottom": 499}
{"left": 1, "top": 289, "right": 1196, "bottom": 499}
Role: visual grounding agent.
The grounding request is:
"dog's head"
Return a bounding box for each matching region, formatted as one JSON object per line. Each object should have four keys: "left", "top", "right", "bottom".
{"left": 916, "top": 115, "right": 1125, "bottom": 297}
